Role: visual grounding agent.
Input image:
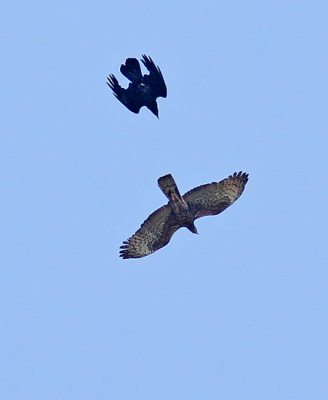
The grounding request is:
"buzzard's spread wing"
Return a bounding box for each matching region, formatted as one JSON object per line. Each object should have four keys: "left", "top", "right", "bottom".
{"left": 120, "top": 205, "right": 180, "bottom": 259}
{"left": 141, "top": 54, "right": 167, "bottom": 98}
{"left": 106, "top": 74, "right": 142, "bottom": 114}
{"left": 183, "top": 171, "right": 249, "bottom": 220}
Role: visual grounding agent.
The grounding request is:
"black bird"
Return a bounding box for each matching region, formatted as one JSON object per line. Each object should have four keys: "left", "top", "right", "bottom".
{"left": 106, "top": 55, "right": 167, "bottom": 118}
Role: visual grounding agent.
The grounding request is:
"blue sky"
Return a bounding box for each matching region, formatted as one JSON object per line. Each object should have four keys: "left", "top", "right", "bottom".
{"left": 1, "top": 1, "right": 328, "bottom": 399}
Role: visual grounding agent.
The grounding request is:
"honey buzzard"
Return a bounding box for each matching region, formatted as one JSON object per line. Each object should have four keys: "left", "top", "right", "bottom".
{"left": 120, "top": 171, "right": 249, "bottom": 259}
{"left": 106, "top": 55, "right": 167, "bottom": 118}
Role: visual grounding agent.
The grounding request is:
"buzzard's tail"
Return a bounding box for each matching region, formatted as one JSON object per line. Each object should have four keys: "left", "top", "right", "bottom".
{"left": 158, "top": 174, "right": 183, "bottom": 202}
{"left": 120, "top": 58, "right": 142, "bottom": 82}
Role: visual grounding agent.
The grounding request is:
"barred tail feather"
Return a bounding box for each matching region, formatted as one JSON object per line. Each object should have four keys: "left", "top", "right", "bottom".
{"left": 158, "top": 174, "right": 182, "bottom": 202}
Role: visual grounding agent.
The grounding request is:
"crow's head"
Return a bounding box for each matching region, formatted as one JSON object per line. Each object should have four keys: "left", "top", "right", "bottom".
{"left": 147, "top": 101, "right": 159, "bottom": 118}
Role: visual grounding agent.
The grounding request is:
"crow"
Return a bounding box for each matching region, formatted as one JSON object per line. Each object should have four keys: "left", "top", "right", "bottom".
{"left": 107, "top": 55, "right": 167, "bottom": 118}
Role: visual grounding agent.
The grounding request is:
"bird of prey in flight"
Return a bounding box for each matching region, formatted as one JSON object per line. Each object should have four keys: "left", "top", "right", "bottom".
{"left": 120, "top": 172, "right": 249, "bottom": 259}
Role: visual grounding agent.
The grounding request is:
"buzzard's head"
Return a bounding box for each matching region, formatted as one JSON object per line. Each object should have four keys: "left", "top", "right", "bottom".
{"left": 187, "top": 222, "right": 198, "bottom": 234}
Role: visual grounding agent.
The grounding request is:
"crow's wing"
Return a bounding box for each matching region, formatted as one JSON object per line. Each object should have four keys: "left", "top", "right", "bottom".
{"left": 183, "top": 172, "right": 249, "bottom": 220}
{"left": 120, "top": 205, "right": 181, "bottom": 259}
{"left": 141, "top": 55, "right": 167, "bottom": 98}
{"left": 106, "top": 74, "right": 142, "bottom": 114}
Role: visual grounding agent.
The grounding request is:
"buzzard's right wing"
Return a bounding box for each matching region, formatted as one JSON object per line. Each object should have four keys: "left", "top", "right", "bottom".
{"left": 106, "top": 74, "right": 142, "bottom": 114}
{"left": 141, "top": 55, "right": 167, "bottom": 98}
{"left": 184, "top": 172, "right": 249, "bottom": 220}
{"left": 120, "top": 205, "right": 180, "bottom": 259}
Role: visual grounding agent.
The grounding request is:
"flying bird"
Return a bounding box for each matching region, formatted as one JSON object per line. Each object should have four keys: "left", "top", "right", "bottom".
{"left": 120, "top": 172, "right": 249, "bottom": 259}
{"left": 107, "top": 55, "right": 167, "bottom": 118}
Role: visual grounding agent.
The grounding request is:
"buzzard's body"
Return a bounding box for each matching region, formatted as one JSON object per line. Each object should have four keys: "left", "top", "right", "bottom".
{"left": 107, "top": 55, "right": 167, "bottom": 118}
{"left": 120, "top": 172, "right": 249, "bottom": 259}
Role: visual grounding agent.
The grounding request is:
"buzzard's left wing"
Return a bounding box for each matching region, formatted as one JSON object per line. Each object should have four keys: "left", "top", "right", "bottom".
{"left": 120, "top": 205, "right": 180, "bottom": 259}
{"left": 141, "top": 55, "right": 167, "bottom": 98}
{"left": 183, "top": 172, "right": 249, "bottom": 220}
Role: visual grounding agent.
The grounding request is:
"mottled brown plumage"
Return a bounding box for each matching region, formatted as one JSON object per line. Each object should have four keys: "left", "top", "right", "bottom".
{"left": 120, "top": 172, "right": 249, "bottom": 259}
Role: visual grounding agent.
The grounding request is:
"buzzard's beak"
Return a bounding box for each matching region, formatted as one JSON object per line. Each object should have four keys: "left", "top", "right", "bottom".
{"left": 187, "top": 223, "right": 198, "bottom": 234}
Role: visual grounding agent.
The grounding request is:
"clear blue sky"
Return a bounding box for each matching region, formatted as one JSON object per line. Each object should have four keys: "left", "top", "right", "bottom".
{"left": 1, "top": 1, "right": 328, "bottom": 399}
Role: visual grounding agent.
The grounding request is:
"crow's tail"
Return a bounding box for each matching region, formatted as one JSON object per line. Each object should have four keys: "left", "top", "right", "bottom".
{"left": 120, "top": 58, "right": 142, "bottom": 82}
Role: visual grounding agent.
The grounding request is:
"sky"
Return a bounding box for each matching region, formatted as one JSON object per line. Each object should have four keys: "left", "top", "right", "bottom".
{"left": 1, "top": 1, "right": 328, "bottom": 399}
